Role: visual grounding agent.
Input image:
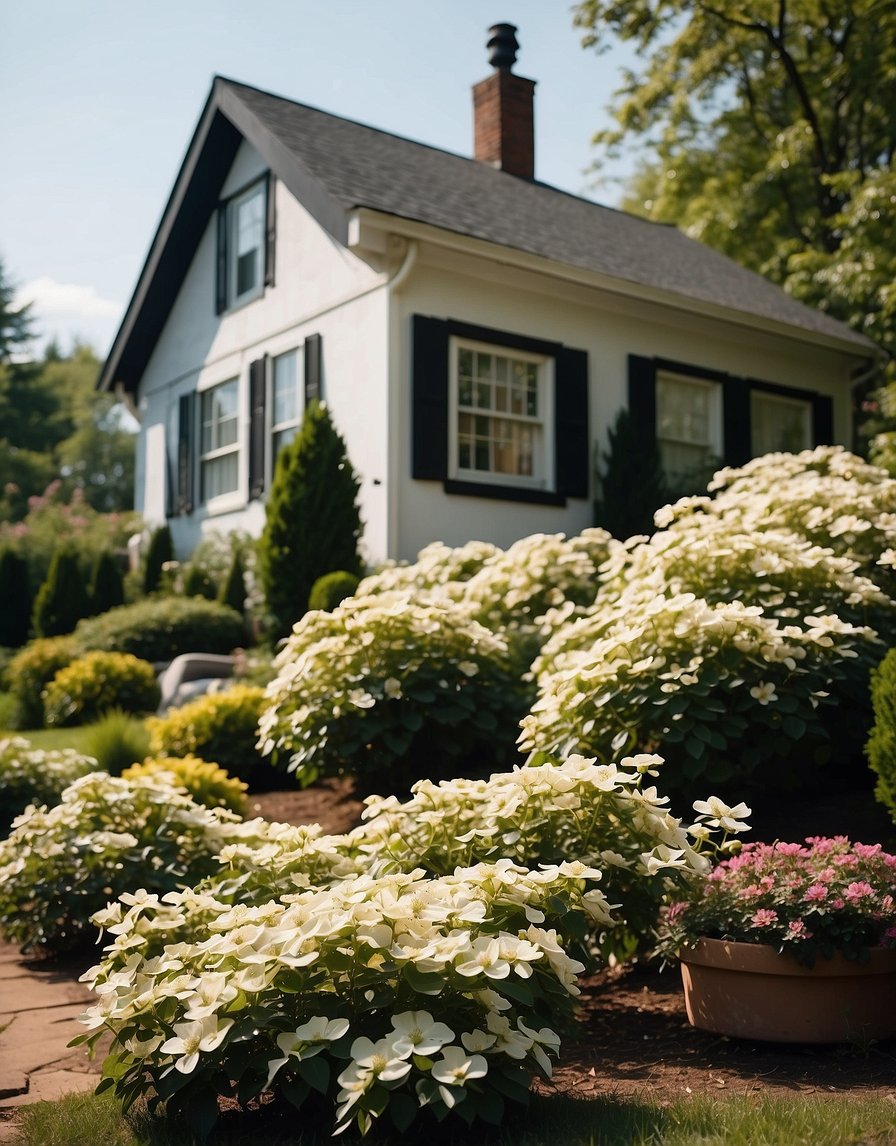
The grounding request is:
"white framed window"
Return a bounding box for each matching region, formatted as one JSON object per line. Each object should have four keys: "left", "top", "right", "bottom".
{"left": 656, "top": 373, "right": 722, "bottom": 485}
{"left": 751, "top": 390, "right": 812, "bottom": 455}
{"left": 200, "top": 378, "right": 239, "bottom": 502}
{"left": 228, "top": 181, "right": 265, "bottom": 307}
{"left": 449, "top": 338, "right": 553, "bottom": 489}
{"left": 271, "top": 349, "right": 300, "bottom": 466}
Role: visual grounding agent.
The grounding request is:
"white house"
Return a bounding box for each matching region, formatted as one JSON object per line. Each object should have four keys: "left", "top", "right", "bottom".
{"left": 99, "top": 24, "right": 877, "bottom": 565}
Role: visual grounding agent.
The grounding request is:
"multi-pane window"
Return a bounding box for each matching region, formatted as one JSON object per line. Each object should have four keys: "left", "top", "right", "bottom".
{"left": 751, "top": 391, "right": 812, "bottom": 455}
{"left": 656, "top": 374, "right": 722, "bottom": 486}
{"left": 200, "top": 379, "right": 239, "bottom": 501}
{"left": 229, "top": 181, "right": 265, "bottom": 305}
{"left": 452, "top": 341, "right": 547, "bottom": 486}
{"left": 271, "top": 350, "right": 300, "bottom": 465}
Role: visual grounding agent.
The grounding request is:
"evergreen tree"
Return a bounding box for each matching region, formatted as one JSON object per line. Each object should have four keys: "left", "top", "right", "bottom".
{"left": 259, "top": 401, "right": 362, "bottom": 637}
{"left": 0, "top": 548, "right": 31, "bottom": 646}
{"left": 32, "top": 545, "right": 90, "bottom": 637}
{"left": 218, "top": 548, "right": 247, "bottom": 615}
{"left": 142, "top": 525, "right": 173, "bottom": 595}
{"left": 594, "top": 407, "right": 667, "bottom": 540}
{"left": 182, "top": 563, "right": 217, "bottom": 599}
{"left": 89, "top": 550, "right": 125, "bottom": 615}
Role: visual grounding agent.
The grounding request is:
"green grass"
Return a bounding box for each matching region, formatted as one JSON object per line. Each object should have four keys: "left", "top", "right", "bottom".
{"left": 7, "top": 1090, "right": 896, "bottom": 1146}
{"left": 0, "top": 724, "right": 98, "bottom": 755}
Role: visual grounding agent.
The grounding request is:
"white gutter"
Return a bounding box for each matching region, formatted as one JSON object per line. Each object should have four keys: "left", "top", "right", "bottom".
{"left": 383, "top": 238, "right": 418, "bottom": 560}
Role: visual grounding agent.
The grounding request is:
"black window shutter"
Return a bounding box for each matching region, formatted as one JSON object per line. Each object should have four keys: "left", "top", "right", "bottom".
{"left": 264, "top": 174, "right": 276, "bottom": 288}
{"left": 176, "top": 392, "right": 195, "bottom": 515}
{"left": 812, "top": 393, "right": 834, "bottom": 445}
{"left": 304, "top": 333, "right": 322, "bottom": 403}
{"left": 554, "top": 346, "right": 589, "bottom": 497}
{"left": 723, "top": 376, "right": 751, "bottom": 465}
{"left": 248, "top": 356, "right": 267, "bottom": 500}
{"left": 215, "top": 205, "right": 228, "bottom": 315}
{"left": 627, "top": 355, "right": 658, "bottom": 435}
{"left": 411, "top": 315, "right": 449, "bottom": 480}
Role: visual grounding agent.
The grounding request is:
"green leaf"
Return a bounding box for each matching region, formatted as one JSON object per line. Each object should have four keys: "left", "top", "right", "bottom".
{"left": 297, "top": 1054, "right": 330, "bottom": 1094}
{"left": 280, "top": 1075, "right": 310, "bottom": 1110}
{"left": 403, "top": 963, "right": 445, "bottom": 995}
{"left": 390, "top": 1092, "right": 418, "bottom": 1133}
{"left": 184, "top": 1086, "right": 220, "bottom": 1143}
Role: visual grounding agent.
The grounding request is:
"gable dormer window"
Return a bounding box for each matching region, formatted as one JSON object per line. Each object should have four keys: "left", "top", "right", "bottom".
{"left": 215, "top": 175, "right": 274, "bottom": 314}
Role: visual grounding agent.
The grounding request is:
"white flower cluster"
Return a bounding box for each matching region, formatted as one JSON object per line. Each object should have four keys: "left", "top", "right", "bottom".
{"left": 82, "top": 860, "right": 607, "bottom": 1136}
{"left": 357, "top": 540, "right": 501, "bottom": 598}
{"left": 0, "top": 735, "right": 97, "bottom": 829}
{"left": 0, "top": 770, "right": 271, "bottom": 954}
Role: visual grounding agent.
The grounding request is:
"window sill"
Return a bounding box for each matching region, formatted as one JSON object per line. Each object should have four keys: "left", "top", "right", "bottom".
{"left": 443, "top": 479, "right": 567, "bottom": 507}
{"left": 200, "top": 492, "right": 246, "bottom": 517}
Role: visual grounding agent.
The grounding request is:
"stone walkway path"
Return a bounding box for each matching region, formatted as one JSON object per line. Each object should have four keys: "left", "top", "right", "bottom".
{"left": 0, "top": 942, "right": 101, "bottom": 1141}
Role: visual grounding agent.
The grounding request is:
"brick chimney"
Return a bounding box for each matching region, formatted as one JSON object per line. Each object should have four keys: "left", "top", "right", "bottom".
{"left": 473, "top": 23, "right": 535, "bottom": 179}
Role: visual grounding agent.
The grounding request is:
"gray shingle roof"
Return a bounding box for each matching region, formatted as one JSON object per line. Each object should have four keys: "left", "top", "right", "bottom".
{"left": 227, "top": 78, "right": 871, "bottom": 351}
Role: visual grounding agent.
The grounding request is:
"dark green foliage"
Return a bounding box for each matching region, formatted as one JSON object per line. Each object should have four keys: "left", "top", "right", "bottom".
{"left": 32, "top": 546, "right": 90, "bottom": 638}
{"left": 82, "top": 709, "right": 151, "bottom": 775}
{"left": 218, "top": 548, "right": 247, "bottom": 614}
{"left": 182, "top": 564, "right": 217, "bottom": 600}
{"left": 88, "top": 550, "right": 124, "bottom": 615}
{"left": 867, "top": 648, "right": 896, "bottom": 823}
{"left": 259, "top": 401, "right": 363, "bottom": 638}
{"left": 74, "top": 597, "right": 245, "bottom": 664}
{"left": 308, "top": 569, "right": 360, "bottom": 612}
{"left": 0, "top": 548, "right": 30, "bottom": 646}
{"left": 594, "top": 407, "right": 667, "bottom": 539}
{"left": 142, "top": 525, "right": 173, "bottom": 595}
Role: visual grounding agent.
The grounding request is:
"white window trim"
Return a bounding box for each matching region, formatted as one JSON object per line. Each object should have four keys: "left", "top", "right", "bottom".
{"left": 198, "top": 376, "right": 243, "bottom": 513}
{"left": 226, "top": 180, "right": 266, "bottom": 311}
{"left": 447, "top": 336, "right": 555, "bottom": 491}
{"left": 655, "top": 373, "right": 724, "bottom": 462}
{"left": 267, "top": 347, "right": 303, "bottom": 486}
{"left": 750, "top": 389, "right": 812, "bottom": 455}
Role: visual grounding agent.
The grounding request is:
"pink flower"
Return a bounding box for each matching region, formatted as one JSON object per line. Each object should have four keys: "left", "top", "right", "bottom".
{"left": 844, "top": 881, "right": 874, "bottom": 902}
{"left": 774, "top": 843, "right": 804, "bottom": 856}
{"left": 751, "top": 909, "right": 778, "bottom": 927}
{"left": 739, "top": 884, "right": 763, "bottom": 899}
{"left": 804, "top": 884, "right": 828, "bottom": 902}
{"left": 788, "top": 921, "right": 810, "bottom": 938}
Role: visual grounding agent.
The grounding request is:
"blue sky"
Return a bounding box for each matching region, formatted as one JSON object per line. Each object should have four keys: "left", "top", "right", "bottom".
{"left": 2, "top": 1, "right": 638, "bottom": 358}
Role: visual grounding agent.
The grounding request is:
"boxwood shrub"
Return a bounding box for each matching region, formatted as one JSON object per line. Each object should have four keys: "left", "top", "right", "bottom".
{"left": 43, "top": 651, "right": 160, "bottom": 727}
{"left": 73, "top": 597, "right": 245, "bottom": 663}
{"left": 4, "top": 635, "right": 78, "bottom": 729}
{"left": 122, "top": 755, "right": 248, "bottom": 815}
{"left": 867, "top": 647, "right": 896, "bottom": 823}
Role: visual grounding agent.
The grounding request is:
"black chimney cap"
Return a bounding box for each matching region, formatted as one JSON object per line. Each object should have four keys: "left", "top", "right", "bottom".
{"left": 486, "top": 23, "right": 519, "bottom": 71}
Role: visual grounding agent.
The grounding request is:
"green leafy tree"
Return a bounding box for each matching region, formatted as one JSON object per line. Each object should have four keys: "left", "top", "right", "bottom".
{"left": 259, "top": 401, "right": 363, "bottom": 638}
{"left": 89, "top": 550, "right": 125, "bottom": 615}
{"left": 0, "top": 257, "right": 35, "bottom": 363}
{"left": 573, "top": 1, "right": 896, "bottom": 441}
{"left": 0, "top": 548, "right": 31, "bottom": 647}
{"left": 32, "top": 545, "right": 90, "bottom": 638}
{"left": 142, "top": 525, "right": 173, "bottom": 595}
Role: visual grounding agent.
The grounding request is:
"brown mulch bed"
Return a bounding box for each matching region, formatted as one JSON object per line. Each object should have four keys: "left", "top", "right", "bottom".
{"left": 246, "top": 775, "right": 896, "bottom": 1104}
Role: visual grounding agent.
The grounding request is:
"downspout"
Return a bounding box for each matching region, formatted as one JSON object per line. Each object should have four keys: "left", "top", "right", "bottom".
{"left": 384, "top": 238, "right": 418, "bottom": 561}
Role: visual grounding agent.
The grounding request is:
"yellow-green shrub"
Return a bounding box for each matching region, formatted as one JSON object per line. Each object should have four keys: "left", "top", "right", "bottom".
{"left": 147, "top": 684, "right": 271, "bottom": 788}
{"left": 122, "top": 755, "right": 247, "bottom": 815}
{"left": 5, "top": 636, "right": 78, "bottom": 729}
{"left": 43, "top": 651, "right": 160, "bottom": 727}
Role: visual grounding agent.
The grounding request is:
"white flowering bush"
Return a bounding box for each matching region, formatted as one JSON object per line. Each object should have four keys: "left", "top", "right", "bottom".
{"left": 80, "top": 862, "right": 611, "bottom": 1139}
{"left": 258, "top": 591, "right": 531, "bottom": 794}
{"left": 357, "top": 540, "right": 501, "bottom": 599}
{"left": 521, "top": 593, "right": 880, "bottom": 792}
{"left": 657, "top": 447, "right": 896, "bottom": 600}
{"left": 0, "top": 771, "right": 269, "bottom": 954}
{"left": 0, "top": 736, "right": 98, "bottom": 832}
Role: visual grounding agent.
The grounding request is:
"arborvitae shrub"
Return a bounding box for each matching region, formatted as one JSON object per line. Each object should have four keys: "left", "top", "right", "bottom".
{"left": 218, "top": 548, "right": 247, "bottom": 615}
{"left": 74, "top": 597, "right": 245, "bottom": 663}
{"left": 182, "top": 564, "right": 217, "bottom": 599}
{"left": 594, "top": 407, "right": 667, "bottom": 539}
{"left": 259, "top": 401, "right": 363, "bottom": 638}
{"left": 867, "top": 647, "right": 896, "bottom": 823}
{"left": 6, "top": 636, "right": 78, "bottom": 729}
{"left": 89, "top": 550, "right": 124, "bottom": 615}
{"left": 308, "top": 570, "right": 360, "bottom": 612}
{"left": 142, "top": 525, "right": 173, "bottom": 595}
{"left": 0, "top": 548, "right": 31, "bottom": 647}
{"left": 32, "top": 546, "right": 90, "bottom": 638}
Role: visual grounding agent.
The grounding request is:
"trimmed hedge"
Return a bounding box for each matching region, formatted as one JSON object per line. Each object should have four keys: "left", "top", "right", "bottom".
{"left": 308, "top": 569, "right": 360, "bottom": 612}
{"left": 5, "top": 636, "right": 78, "bottom": 729}
{"left": 867, "top": 647, "right": 896, "bottom": 824}
{"left": 43, "top": 651, "right": 160, "bottom": 727}
{"left": 73, "top": 597, "right": 246, "bottom": 663}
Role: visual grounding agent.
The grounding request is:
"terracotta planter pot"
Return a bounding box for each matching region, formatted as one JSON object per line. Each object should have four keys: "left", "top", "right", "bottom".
{"left": 680, "top": 936, "right": 896, "bottom": 1043}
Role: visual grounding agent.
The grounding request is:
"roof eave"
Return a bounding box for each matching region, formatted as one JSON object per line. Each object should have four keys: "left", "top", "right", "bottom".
{"left": 349, "top": 208, "right": 878, "bottom": 362}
